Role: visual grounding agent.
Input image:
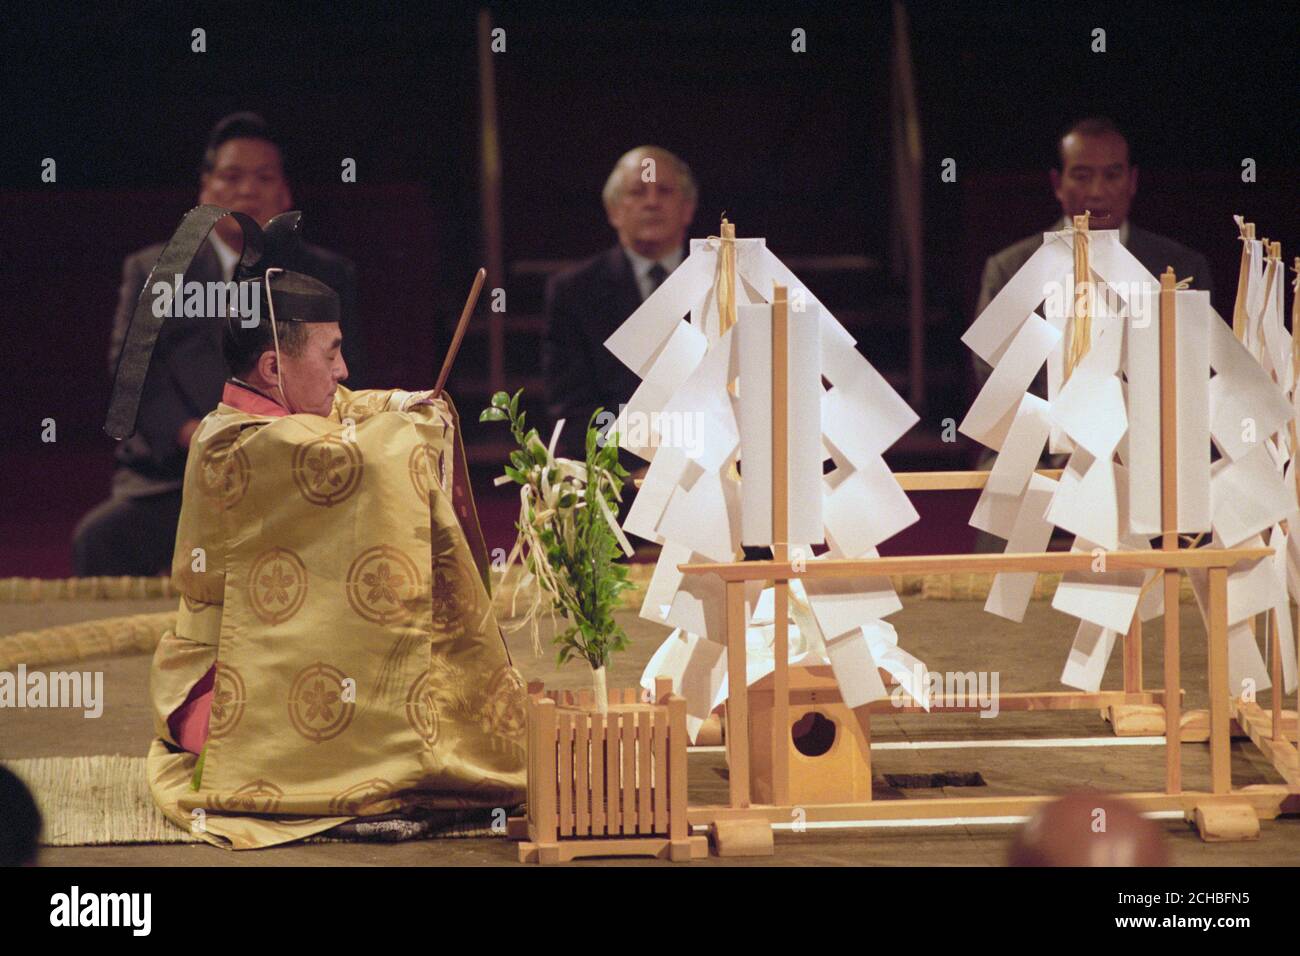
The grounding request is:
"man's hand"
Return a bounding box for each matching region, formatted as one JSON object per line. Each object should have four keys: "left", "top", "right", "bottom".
{"left": 177, "top": 419, "right": 201, "bottom": 449}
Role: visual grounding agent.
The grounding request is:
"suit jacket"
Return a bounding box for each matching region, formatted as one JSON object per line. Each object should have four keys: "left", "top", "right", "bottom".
{"left": 108, "top": 238, "right": 364, "bottom": 495}
{"left": 542, "top": 244, "right": 645, "bottom": 457}
{"left": 972, "top": 223, "right": 1216, "bottom": 396}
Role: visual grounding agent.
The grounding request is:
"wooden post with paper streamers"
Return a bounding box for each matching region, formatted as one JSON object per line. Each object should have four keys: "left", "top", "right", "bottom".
{"left": 1158, "top": 267, "right": 1184, "bottom": 794}
{"left": 770, "top": 284, "right": 791, "bottom": 809}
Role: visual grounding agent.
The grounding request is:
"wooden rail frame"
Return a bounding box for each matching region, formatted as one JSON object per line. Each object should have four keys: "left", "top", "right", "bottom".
{"left": 680, "top": 545, "right": 1273, "bottom": 837}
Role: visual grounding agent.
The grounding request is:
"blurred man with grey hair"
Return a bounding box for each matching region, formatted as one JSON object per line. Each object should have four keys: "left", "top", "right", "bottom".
{"left": 543, "top": 145, "right": 697, "bottom": 456}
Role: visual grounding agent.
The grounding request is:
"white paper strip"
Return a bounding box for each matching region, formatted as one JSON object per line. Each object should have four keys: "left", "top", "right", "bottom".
{"left": 1186, "top": 567, "right": 1273, "bottom": 696}
{"left": 1052, "top": 373, "right": 1126, "bottom": 461}
{"left": 1060, "top": 619, "right": 1119, "bottom": 692}
{"left": 1046, "top": 455, "right": 1119, "bottom": 550}
{"left": 962, "top": 234, "right": 1071, "bottom": 364}
{"left": 638, "top": 628, "right": 727, "bottom": 742}
{"left": 604, "top": 251, "right": 715, "bottom": 377}
{"left": 823, "top": 455, "right": 920, "bottom": 556}
{"left": 623, "top": 445, "right": 691, "bottom": 544}
{"left": 960, "top": 314, "right": 1061, "bottom": 451}
{"left": 638, "top": 540, "right": 694, "bottom": 624}
{"left": 803, "top": 552, "right": 904, "bottom": 639}
{"left": 1218, "top": 533, "right": 1286, "bottom": 626}
{"left": 1052, "top": 541, "right": 1146, "bottom": 632}
{"left": 658, "top": 327, "right": 739, "bottom": 473}
{"left": 1210, "top": 446, "right": 1293, "bottom": 547}
{"left": 986, "top": 394, "right": 1051, "bottom": 496}
{"left": 985, "top": 473, "right": 1058, "bottom": 622}
{"left": 1207, "top": 311, "right": 1292, "bottom": 462}
{"left": 615, "top": 320, "right": 708, "bottom": 461}
{"left": 1172, "top": 291, "right": 1213, "bottom": 532}
{"left": 736, "top": 301, "right": 824, "bottom": 546}
{"left": 821, "top": 338, "right": 919, "bottom": 464}
{"left": 664, "top": 575, "right": 763, "bottom": 644}
{"left": 1229, "top": 622, "right": 1272, "bottom": 698}
{"left": 824, "top": 627, "right": 888, "bottom": 708}
{"left": 656, "top": 464, "right": 741, "bottom": 563}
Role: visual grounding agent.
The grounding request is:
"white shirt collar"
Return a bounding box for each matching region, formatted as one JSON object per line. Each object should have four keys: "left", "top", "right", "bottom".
{"left": 623, "top": 245, "right": 684, "bottom": 280}
{"left": 208, "top": 230, "right": 240, "bottom": 281}
{"left": 1057, "top": 216, "right": 1130, "bottom": 246}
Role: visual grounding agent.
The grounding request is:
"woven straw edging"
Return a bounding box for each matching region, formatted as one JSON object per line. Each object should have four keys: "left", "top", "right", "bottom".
{"left": 0, "top": 576, "right": 174, "bottom": 603}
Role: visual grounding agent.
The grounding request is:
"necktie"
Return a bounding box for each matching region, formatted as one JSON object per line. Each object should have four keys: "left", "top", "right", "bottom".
{"left": 646, "top": 262, "right": 668, "bottom": 299}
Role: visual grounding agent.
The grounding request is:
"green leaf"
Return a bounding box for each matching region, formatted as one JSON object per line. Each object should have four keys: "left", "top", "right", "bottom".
{"left": 479, "top": 407, "right": 508, "bottom": 423}
{"left": 490, "top": 391, "right": 511, "bottom": 409}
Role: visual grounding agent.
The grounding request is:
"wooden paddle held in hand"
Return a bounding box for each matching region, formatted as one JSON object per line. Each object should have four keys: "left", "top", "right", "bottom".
{"left": 433, "top": 267, "right": 487, "bottom": 399}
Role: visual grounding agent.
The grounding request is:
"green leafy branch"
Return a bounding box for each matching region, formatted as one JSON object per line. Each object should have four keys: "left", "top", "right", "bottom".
{"left": 480, "top": 389, "right": 633, "bottom": 671}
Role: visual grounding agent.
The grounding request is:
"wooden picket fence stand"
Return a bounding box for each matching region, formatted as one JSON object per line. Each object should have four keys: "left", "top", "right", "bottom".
{"left": 516, "top": 678, "right": 708, "bottom": 863}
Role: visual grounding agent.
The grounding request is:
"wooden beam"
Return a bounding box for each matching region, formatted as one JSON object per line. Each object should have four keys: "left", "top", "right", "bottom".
{"left": 894, "top": 469, "right": 1064, "bottom": 491}
{"left": 1207, "top": 566, "right": 1232, "bottom": 794}
{"left": 1164, "top": 569, "right": 1182, "bottom": 794}
{"left": 687, "top": 787, "right": 1294, "bottom": 827}
{"left": 475, "top": 9, "right": 505, "bottom": 393}
{"left": 725, "top": 580, "right": 750, "bottom": 808}
{"left": 680, "top": 548, "right": 1272, "bottom": 581}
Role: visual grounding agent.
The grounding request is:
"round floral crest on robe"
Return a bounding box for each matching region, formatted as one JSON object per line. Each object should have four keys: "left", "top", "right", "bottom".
{"left": 292, "top": 434, "right": 364, "bottom": 506}
{"left": 248, "top": 547, "right": 309, "bottom": 625}
{"left": 286, "top": 662, "right": 356, "bottom": 743}
{"left": 345, "top": 545, "right": 423, "bottom": 625}
{"left": 198, "top": 434, "right": 250, "bottom": 510}
{"left": 206, "top": 662, "right": 247, "bottom": 738}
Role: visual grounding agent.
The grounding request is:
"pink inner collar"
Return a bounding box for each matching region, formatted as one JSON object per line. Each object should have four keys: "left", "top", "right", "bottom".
{"left": 221, "top": 380, "right": 288, "bottom": 417}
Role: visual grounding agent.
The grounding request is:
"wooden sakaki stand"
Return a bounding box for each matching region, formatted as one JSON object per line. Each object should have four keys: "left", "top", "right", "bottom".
{"left": 515, "top": 679, "right": 709, "bottom": 863}
{"left": 682, "top": 264, "right": 1293, "bottom": 856}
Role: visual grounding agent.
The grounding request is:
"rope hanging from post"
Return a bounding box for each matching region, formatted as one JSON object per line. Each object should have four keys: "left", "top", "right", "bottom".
{"left": 1064, "top": 212, "right": 1093, "bottom": 381}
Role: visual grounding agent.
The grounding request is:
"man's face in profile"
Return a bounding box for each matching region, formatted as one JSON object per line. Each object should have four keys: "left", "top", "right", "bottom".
{"left": 201, "top": 137, "right": 292, "bottom": 246}
{"left": 277, "top": 322, "right": 348, "bottom": 417}
{"left": 1050, "top": 132, "right": 1138, "bottom": 230}
{"left": 607, "top": 154, "right": 696, "bottom": 258}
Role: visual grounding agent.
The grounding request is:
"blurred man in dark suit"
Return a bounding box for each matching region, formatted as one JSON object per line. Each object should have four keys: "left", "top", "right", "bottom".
{"left": 73, "top": 112, "right": 365, "bottom": 576}
{"left": 975, "top": 117, "right": 1214, "bottom": 383}
{"left": 971, "top": 117, "right": 1214, "bottom": 550}
{"left": 543, "top": 145, "right": 697, "bottom": 457}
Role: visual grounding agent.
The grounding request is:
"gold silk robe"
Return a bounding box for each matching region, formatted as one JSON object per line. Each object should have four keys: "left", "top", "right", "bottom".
{"left": 146, "top": 386, "right": 527, "bottom": 849}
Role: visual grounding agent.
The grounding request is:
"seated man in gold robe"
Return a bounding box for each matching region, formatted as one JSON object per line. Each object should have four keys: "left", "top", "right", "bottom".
{"left": 107, "top": 206, "right": 526, "bottom": 849}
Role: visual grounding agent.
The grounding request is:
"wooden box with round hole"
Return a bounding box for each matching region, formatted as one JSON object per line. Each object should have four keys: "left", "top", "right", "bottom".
{"left": 748, "top": 665, "right": 873, "bottom": 805}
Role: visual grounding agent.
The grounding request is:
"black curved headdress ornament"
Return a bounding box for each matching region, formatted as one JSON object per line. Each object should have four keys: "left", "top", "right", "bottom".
{"left": 104, "top": 204, "right": 265, "bottom": 440}
{"left": 236, "top": 209, "right": 302, "bottom": 282}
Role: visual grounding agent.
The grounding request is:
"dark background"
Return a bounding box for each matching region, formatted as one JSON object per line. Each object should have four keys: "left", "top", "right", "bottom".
{"left": 1, "top": 0, "right": 1296, "bottom": 575}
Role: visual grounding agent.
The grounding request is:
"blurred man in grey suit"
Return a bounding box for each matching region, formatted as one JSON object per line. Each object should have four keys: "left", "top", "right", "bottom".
{"left": 73, "top": 113, "right": 364, "bottom": 575}
{"left": 543, "top": 145, "right": 697, "bottom": 458}
{"left": 971, "top": 117, "right": 1214, "bottom": 550}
